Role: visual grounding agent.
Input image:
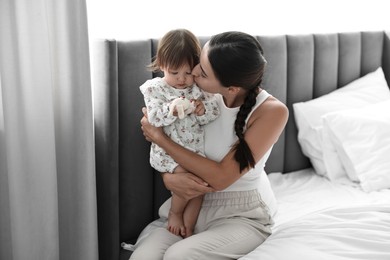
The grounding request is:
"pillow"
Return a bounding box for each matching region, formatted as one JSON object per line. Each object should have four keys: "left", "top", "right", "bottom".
{"left": 321, "top": 121, "right": 357, "bottom": 185}
{"left": 322, "top": 100, "right": 390, "bottom": 192}
{"left": 293, "top": 67, "right": 390, "bottom": 177}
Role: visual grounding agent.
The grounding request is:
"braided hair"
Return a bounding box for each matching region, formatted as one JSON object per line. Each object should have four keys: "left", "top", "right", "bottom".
{"left": 208, "top": 31, "right": 267, "bottom": 172}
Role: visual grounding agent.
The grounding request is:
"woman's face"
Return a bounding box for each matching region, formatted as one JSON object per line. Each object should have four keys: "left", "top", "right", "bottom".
{"left": 192, "top": 43, "right": 225, "bottom": 94}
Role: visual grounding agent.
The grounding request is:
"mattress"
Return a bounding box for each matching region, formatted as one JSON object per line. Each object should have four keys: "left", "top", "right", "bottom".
{"left": 241, "top": 168, "right": 390, "bottom": 260}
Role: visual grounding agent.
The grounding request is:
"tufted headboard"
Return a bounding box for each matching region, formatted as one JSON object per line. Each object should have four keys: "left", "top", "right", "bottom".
{"left": 91, "top": 31, "right": 390, "bottom": 260}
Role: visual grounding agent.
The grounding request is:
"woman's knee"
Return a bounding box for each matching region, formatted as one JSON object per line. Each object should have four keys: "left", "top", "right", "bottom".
{"left": 130, "top": 228, "right": 182, "bottom": 260}
{"left": 164, "top": 242, "right": 198, "bottom": 260}
{"left": 130, "top": 246, "right": 165, "bottom": 260}
{"left": 130, "top": 249, "right": 156, "bottom": 260}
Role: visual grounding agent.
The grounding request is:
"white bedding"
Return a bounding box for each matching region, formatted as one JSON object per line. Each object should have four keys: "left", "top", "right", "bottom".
{"left": 241, "top": 168, "right": 390, "bottom": 260}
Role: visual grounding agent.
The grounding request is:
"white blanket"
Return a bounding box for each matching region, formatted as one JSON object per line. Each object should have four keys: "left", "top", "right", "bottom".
{"left": 241, "top": 168, "right": 390, "bottom": 260}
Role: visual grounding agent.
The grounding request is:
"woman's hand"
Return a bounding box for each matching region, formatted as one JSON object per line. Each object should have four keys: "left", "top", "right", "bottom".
{"left": 162, "top": 171, "right": 214, "bottom": 200}
{"left": 140, "top": 107, "right": 164, "bottom": 143}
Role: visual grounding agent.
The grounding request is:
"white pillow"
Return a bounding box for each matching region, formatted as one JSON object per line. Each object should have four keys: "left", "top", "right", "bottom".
{"left": 293, "top": 67, "right": 390, "bottom": 177}
{"left": 322, "top": 100, "right": 390, "bottom": 192}
{"left": 321, "top": 121, "right": 357, "bottom": 185}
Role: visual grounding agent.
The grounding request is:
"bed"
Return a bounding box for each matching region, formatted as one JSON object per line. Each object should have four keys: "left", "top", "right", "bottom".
{"left": 91, "top": 30, "right": 390, "bottom": 260}
{"left": 244, "top": 168, "right": 390, "bottom": 260}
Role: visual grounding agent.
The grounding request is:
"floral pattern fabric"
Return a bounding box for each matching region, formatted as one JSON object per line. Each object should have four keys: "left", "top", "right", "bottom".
{"left": 140, "top": 77, "right": 220, "bottom": 173}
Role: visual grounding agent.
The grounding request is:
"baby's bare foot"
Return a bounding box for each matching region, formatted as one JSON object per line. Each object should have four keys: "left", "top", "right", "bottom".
{"left": 168, "top": 210, "right": 185, "bottom": 236}
{"left": 182, "top": 226, "right": 194, "bottom": 238}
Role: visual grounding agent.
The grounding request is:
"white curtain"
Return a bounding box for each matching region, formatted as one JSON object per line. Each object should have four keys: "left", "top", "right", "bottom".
{"left": 0, "top": 1, "right": 98, "bottom": 260}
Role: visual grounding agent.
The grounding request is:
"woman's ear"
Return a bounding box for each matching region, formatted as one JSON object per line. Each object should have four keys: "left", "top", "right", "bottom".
{"left": 227, "top": 86, "right": 241, "bottom": 95}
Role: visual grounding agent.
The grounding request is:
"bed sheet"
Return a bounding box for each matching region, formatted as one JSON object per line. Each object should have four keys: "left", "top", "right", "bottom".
{"left": 241, "top": 168, "right": 390, "bottom": 260}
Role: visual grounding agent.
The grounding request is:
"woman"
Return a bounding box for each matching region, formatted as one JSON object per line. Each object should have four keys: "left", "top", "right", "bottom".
{"left": 132, "top": 31, "right": 288, "bottom": 260}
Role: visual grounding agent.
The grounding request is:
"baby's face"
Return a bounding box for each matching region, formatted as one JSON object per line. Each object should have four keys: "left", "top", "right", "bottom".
{"left": 162, "top": 63, "right": 194, "bottom": 89}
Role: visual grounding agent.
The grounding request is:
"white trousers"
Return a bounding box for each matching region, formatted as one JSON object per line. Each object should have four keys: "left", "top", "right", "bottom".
{"left": 130, "top": 189, "right": 273, "bottom": 260}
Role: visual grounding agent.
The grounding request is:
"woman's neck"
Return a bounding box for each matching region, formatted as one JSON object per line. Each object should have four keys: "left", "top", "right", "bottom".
{"left": 222, "top": 94, "right": 245, "bottom": 108}
{"left": 222, "top": 87, "right": 262, "bottom": 108}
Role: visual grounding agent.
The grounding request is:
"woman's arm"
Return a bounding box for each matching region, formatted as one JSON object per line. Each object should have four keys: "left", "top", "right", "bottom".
{"left": 142, "top": 97, "right": 288, "bottom": 190}
{"left": 161, "top": 172, "right": 214, "bottom": 200}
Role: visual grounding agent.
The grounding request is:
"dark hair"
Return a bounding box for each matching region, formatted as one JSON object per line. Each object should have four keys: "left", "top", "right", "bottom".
{"left": 149, "top": 29, "right": 201, "bottom": 72}
{"left": 208, "top": 31, "right": 267, "bottom": 172}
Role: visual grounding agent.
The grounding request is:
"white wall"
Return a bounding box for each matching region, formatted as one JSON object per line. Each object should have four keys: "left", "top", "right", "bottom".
{"left": 87, "top": 0, "right": 389, "bottom": 40}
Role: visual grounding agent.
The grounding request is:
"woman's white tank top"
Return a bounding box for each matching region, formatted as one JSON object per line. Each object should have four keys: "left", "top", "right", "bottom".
{"left": 204, "top": 89, "right": 277, "bottom": 215}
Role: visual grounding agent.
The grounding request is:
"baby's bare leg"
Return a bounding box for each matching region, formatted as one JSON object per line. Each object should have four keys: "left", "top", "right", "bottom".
{"left": 182, "top": 195, "right": 203, "bottom": 238}
{"left": 168, "top": 166, "right": 188, "bottom": 236}
{"left": 169, "top": 193, "right": 188, "bottom": 236}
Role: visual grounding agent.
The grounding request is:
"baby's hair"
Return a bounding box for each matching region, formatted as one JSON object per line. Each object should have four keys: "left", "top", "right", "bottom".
{"left": 208, "top": 31, "right": 267, "bottom": 172}
{"left": 149, "top": 29, "right": 201, "bottom": 72}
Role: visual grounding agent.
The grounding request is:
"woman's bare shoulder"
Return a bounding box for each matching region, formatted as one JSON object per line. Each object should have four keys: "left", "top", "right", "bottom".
{"left": 263, "top": 96, "right": 288, "bottom": 114}
{"left": 249, "top": 95, "right": 289, "bottom": 126}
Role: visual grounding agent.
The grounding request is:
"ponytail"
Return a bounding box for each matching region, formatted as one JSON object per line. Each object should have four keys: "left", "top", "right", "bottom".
{"left": 233, "top": 87, "right": 259, "bottom": 172}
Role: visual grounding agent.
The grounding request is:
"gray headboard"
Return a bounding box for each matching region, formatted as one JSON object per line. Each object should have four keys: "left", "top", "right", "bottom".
{"left": 91, "top": 31, "right": 390, "bottom": 260}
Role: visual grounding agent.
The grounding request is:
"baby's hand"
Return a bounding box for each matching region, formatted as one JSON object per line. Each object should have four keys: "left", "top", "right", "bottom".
{"left": 191, "top": 99, "right": 205, "bottom": 116}
{"left": 169, "top": 97, "right": 194, "bottom": 119}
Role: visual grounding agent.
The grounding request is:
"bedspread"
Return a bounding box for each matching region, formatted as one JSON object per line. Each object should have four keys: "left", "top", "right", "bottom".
{"left": 241, "top": 169, "right": 390, "bottom": 260}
